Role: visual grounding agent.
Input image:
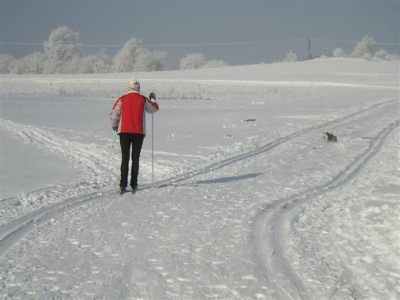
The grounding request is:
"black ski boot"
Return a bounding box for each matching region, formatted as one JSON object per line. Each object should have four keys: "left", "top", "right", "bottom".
{"left": 131, "top": 186, "right": 138, "bottom": 194}
{"left": 120, "top": 187, "right": 127, "bottom": 195}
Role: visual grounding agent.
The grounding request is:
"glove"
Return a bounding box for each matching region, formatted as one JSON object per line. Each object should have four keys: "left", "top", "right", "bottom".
{"left": 112, "top": 126, "right": 118, "bottom": 132}
{"left": 149, "top": 92, "right": 156, "bottom": 101}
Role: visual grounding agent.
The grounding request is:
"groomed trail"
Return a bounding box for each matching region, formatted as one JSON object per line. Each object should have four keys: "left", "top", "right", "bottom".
{"left": 1, "top": 93, "right": 398, "bottom": 299}
{"left": 1, "top": 98, "right": 396, "bottom": 257}
{"left": 253, "top": 120, "right": 399, "bottom": 300}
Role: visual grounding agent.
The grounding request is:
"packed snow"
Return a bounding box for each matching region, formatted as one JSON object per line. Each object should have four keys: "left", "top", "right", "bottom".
{"left": 1, "top": 58, "right": 399, "bottom": 299}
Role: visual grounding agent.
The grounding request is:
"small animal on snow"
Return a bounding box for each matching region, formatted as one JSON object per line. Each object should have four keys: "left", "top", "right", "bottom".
{"left": 323, "top": 131, "right": 337, "bottom": 142}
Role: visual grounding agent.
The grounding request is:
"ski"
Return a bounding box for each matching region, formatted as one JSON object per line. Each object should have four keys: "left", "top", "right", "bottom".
{"left": 119, "top": 188, "right": 137, "bottom": 195}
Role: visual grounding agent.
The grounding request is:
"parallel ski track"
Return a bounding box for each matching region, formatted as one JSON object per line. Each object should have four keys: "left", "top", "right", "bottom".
{"left": 152, "top": 98, "right": 398, "bottom": 187}
{"left": 0, "top": 98, "right": 397, "bottom": 258}
{"left": 0, "top": 119, "right": 120, "bottom": 216}
{"left": 252, "top": 119, "right": 399, "bottom": 299}
{"left": 0, "top": 119, "right": 116, "bottom": 181}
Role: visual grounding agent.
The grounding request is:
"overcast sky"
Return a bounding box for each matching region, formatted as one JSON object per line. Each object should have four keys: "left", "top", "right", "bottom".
{"left": 1, "top": 0, "right": 399, "bottom": 69}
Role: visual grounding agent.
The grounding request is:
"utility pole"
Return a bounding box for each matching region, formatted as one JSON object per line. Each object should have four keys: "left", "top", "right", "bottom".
{"left": 308, "top": 38, "right": 312, "bottom": 59}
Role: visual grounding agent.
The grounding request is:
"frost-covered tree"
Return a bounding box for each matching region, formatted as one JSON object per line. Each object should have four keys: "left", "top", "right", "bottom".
{"left": 113, "top": 38, "right": 142, "bottom": 72}
{"left": 12, "top": 52, "right": 46, "bottom": 74}
{"left": 149, "top": 51, "right": 167, "bottom": 71}
{"left": 113, "top": 38, "right": 165, "bottom": 72}
{"left": 351, "top": 35, "right": 376, "bottom": 60}
{"left": 43, "top": 26, "right": 82, "bottom": 73}
{"left": 179, "top": 53, "right": 228, "bottom": 70}
{"left": 92, "top": 51, "right": 113, "bottom": 73}
{"left": 77, "top": 56, "right": 96, "bottom": 74}
{"left": 134, "top": 48, "right": 152, "bottom": 71}
{"left": 204, "top": 60, "right": 228, "bottom": 68}
{"left": 134, "top": 49, "right": 166, "bottom": 71}
{"left": 332, "top": 48, "right": 345, "bottom": 58}
{"left": 179, "top": 53, "right": 207, "bottom": 70}
{"left": 64, "top": 57, "right": 83, "bottom": 74}
{"left": 284, "top": 50, "right": 298, "bottom": 62}
{"left": 384, "top": 53, "right": 399, "bottom": 61}
{"left": 373, "top": 49, "right": 388, "bottom": 61}
{"left": 0, "top": 54, "right": 14, "bottom": 73}
{"left": 78, "top": 51, "right": 113, "bottom": 73}
{"left": 1, "top": 29, "right": 168, "bottom": 74}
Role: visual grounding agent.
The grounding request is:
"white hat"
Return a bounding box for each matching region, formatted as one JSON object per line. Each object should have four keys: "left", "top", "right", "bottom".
{"left": 127, "top": 78, "right": 140, "bottom": 91}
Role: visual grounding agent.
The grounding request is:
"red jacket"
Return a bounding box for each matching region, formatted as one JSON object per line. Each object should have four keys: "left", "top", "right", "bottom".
{"left": 110, "top": 91, "right": 159, "bottom": 135}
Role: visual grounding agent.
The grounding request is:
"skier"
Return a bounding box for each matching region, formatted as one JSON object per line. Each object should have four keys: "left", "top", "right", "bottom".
{"left": 110, "top": 78, "right": 159, "bottom": 194}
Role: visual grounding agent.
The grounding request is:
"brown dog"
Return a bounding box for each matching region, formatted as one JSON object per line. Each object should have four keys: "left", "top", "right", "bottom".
{"left": 323, "top": 132, "right": 337, "bottom": 142}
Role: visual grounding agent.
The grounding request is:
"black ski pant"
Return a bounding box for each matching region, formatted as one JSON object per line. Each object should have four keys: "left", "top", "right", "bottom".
{"left": 119, "top": 133, "right": 144, "bottom": 189}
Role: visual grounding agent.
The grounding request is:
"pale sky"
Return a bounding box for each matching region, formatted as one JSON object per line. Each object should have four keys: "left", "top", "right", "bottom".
{"left": 1, "top": 0, "right": 399, "bottom": 69}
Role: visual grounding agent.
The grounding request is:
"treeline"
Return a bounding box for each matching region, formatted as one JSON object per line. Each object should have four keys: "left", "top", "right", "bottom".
{"left": 0, "top": 26, "right": 229, "bottom": 74}
{"left": 1, "top": 28, "right": 397, "bottom": 74}
{"left": 283, "top": 36, "right": 399, "bottom": 62}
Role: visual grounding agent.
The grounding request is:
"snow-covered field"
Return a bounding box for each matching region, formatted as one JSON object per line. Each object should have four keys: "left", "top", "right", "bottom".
{"left": 1, "top": 58, "right": 399, "bottom": 299}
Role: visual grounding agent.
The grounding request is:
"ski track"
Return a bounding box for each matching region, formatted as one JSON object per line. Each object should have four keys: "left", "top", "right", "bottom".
{"left": 143, "top": 78, "right": 398, "bottom": 91}
{"left": 0, "top": 119, "right": 124, "bottom": 250}
{"left": 0, "top": 119, "right": 115, "bottom": 183}
{"left": 0, "top": 119, "right": 120, "bottom": 208}
{"left": 252, "top": 119, "right": 399, "bottom": 299}
{"left": 0, "top": 97, "right": 398, "bottom": 297}
{"left": 1, "top": 98, "right": 396, "bottom": 250}
{"left": 154, "top": 97, "right": 398, "bottom": 187}
{"left": 2, "top": 77, "right": 396, "bottom": 90}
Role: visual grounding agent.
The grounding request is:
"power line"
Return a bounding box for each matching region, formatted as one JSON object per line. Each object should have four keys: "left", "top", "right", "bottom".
{"left": 145, "top": 39, "right": 306, "bottom": 47}
{"left": 0, "top": 39, "right": 306, "bottom": 49}
{"left": 0, "top": 41, "right": 122, "bottom": 48}
{"left": 1, "top": 0, "right": 398, "bottom": 3}
{"left": 312, "top": 38, "right": 400, "bottom": 46}
{"left": 1, "top": 38, "right": 399, "bottom": 48}
{"left": 1, "top": 0, "right": 398, "bottom": 2}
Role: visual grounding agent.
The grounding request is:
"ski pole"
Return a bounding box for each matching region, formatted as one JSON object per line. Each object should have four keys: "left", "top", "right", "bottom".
{"left": 152, "top": 114, "right": 155, "bottom": 183}
{"left": 97, "top": 131, "right": 117, "bottom": 196}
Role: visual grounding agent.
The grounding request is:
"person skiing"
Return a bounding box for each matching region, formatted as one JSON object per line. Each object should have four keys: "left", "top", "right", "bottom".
{"left": 110, "top": 78, "right": 159, "bottom": 194}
